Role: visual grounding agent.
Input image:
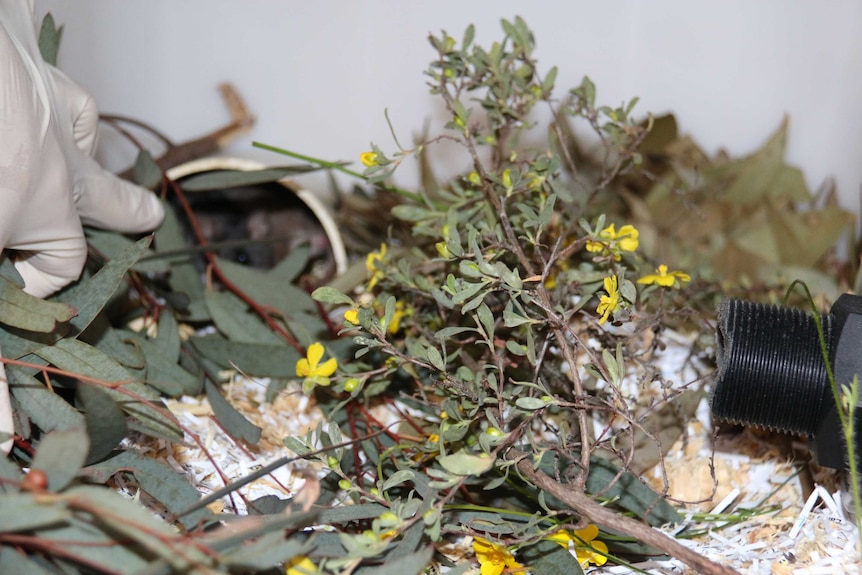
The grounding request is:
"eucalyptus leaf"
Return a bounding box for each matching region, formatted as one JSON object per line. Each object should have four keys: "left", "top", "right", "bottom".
{"left": 122, "top": 331, "right": 195, "bottom": 397}
{"left": 0, "top": 546, "right": 58, "bottom": 575}
{"left": 81, "top": 451, "right": 212, "bottom": 530}
{"left": 54, "top": 236, "right": 152, "bottom": 335}
{"left": 353, "top": 545, "right": 433, "bottom": 575}
{"left": 8, "top": 367, "right": 85, "bottom": 433}
{"left": 214, "top": 256, "right": 317, "bottom": 316}
{"left": 222, "top": 531, "right": 307, "bottom": 570}
{"left": 0, "top": 492, "right": 71, "bottom": 532}
{"left": 38, "top": 12, "right": 63, "bottom": 66}
{"left": 60, "top": 485, "right": 212, "bottom": 569}
{"left": 205, "top": 289, "right": 284, "bottom": 345}
{"left": 205, "top": 379, "right": 262, "bottom": 445}
{"left": 153, "top": 207, "right": 210, "bottom": 321}
{"left": 190, "top": 336, "right": 301, "bottom": 378}
{"left": 180, "top": 167, "right": 321, "bottom": 191}
{"left": 35, "top": 516, "right": 151, "bottom": 573}
{"left": 31, "top": 427, "right": 90, "bottom": 492}
{"left": 0, "top": 275, "right": 76, "bottom": 332}
{"left": 519, "top": 539, "right": 584, "bottom": 575}
{"left": 133, "top": 149, "right": 163, "bottom": 189}
{"left": 78, "top": 382, "right": 129, "bottom": 465}
{"left": 35, "top": 338, "right": 137, "bottom": 385}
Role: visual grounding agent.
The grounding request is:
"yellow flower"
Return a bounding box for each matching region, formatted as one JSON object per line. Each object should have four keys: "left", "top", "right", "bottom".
{"left": 637, "top": 264, "right": 690, "bottom": 288}
{"left": 525, "top": 172, "right": 545, "bottom": 191}
{"left": 344, "top": 308, "right": 360, "bottom": 325}
{"left": 501, "top": 168, "right": 513, "bottom": 189}
{"left": 285, "top": 555, "right": 317, "bottom": 575}
{"left": 473, "top": 537, "right": 525, "bottom": 575}
{"left": 366, "top": 244, "right": 387, "bottom": 289}
{"left": 596, "top": 275, "right": 621, "bottom": 324}
{"left": 585, "top": 223, "right": 639, "bottom": 259}
{"left": 435, "top": 241, "right": 451, "bottom": 259}
{"left": 360, "top": 151, "right": 379, "bottom": 167}
{"left": 548, "top": 525, "right": 609, "bottom": 569}
{"left": 296, "top": 342, "right": 337, "bottom": 389}
{"left": 387, "top": 301, "right": 408, "bottom": 334}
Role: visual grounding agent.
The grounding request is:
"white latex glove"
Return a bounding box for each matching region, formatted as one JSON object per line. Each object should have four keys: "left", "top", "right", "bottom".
{"left": 0, "top": 1, "right": 165, "bottom": 453}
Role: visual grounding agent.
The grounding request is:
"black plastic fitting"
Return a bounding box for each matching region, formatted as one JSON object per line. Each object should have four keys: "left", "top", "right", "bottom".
{"left": 712, "top": 293, "right": 862, "bottom": 470}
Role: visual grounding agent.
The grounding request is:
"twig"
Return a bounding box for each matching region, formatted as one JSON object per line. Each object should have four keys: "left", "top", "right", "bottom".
{"left": 510, "top": 449, "right": 741, "bottom": 575}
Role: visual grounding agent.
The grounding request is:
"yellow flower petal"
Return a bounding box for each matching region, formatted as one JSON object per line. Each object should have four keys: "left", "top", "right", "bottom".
{"left": 344, "top": 308, "right": 359, "bottom": 325}
{"left": 616, "top": 225, "right": 639, "bottom": 252}
{"left": 295, "top": 358, "right": 311, "bottom": 377}
{"left": 286, "top": 555, "right": 316, "bottom": 575}
{"left": 306, "top": 342, "right": 324, "bottom": 369}
{"left": 573, "top": 523, "right": 599, "bottom": 541}
{"left": 360, "top": 151, "right": 379, "bottom": 167}
{"left": 316, "top": 357, "right": 338, "bottom": 377}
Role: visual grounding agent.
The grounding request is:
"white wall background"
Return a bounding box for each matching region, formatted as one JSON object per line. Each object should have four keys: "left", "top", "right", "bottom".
{"left": 34, "top": 1, "right": 862, "bottom": 222}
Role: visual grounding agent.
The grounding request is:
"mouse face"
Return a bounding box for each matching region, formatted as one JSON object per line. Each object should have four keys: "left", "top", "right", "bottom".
{"left": 170, "top": 181, "right": 336, "bottom": 282}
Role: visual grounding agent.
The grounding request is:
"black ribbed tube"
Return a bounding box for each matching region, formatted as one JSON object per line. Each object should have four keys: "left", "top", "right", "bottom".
{"left": 712, "top": 299, "right": 833, "bottom": 436}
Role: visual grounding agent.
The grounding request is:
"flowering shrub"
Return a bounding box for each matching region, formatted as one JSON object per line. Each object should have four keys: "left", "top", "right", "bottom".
{"left": 285, "top": 16, "right": 726, "bottom": 575}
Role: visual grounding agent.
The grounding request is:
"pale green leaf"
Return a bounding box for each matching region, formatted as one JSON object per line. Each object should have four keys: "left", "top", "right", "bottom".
{"left": 0, "top": 275, "right": 76, "bottom": 332}
{"left": 0, "top": 492, "right": 71, "bottom": 532}
{"left": 31, "top": 427, "right": 90, "bottom": 492}
{"left": 438, "top": 450, "right": 494, "bottom": 476}
{"left": 205, "top": 379, "right": 262, "bottom": 445}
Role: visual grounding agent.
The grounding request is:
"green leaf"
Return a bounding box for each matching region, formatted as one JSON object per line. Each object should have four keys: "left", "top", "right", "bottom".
{"left": 82, "top": 451, "right": 212, "bottom": 530}
{"left": 60, "top": 485, "right": 211, "bottom": 569}
{"left": 153, "top": 207, "right": 211, "bottom": 321}
{"left": 55, "top": 236, "right": 152, "bottom": 334}
{"left": 81, "top": 313, "right": 146, "bottom": 370}
{"left": 215, "top": 256, "right": 317, "bottom": 316}
{"left": 34, "top": 514, "right": 151, "bottom": 572}
{"left": 190, "top": 336, "right": 300, "bottom": 378}
{"left": 133, "top": 149, "right": 163, "bottom": 188}
{"left": 31, "top": 428, "right": 90, "bottom": 492}
{"left": 205, "top": 288, "right": 283, "bottom": 345}
{"left": 381, "top": 469, "right": 415, "bottom": 492}
{"left": 584, "top": 457, "right": 681, "bottom": 526}
{"left": 8, "top": 367, "right": 85, "bottom": 433}
{"left": 222, "top": 531, "right": 308, "bottom": 570}
{"left": 180, "top": 167, "right": 321, "bottom": 191}
{"left": 475, "top": 303, "right": 495, "bottom": 341}
{"left": 515, "top": 397, "right": 547, "bottom": 411}
{"left": 35, "top": 338, "right": 136, "bottom": 385}
{"left": 520, "top": 539, "right": 584, "bottom": 575}
{"left": 353, "top": 545, "right": 433, "bottom": 575}
{"left": 0, "top": 275, "right": 76, "bottom": 332}
{"left": 0, "top": 492, "right": 71, "bottom": 532}
{"left": 78, "top": 382, "right": 129, "bottom": 465}
{"left": 205, "top": 379, "right": 262, "bottom": 445}
{"left": 312, "top": 286, "right": 355, "bottom": 306}
{"left": 123, "top": 330, "right": 196, "bottom": 397}
{"left": 38, "top": 12, "right": 63, "bottom": 66}
{"left": 438, "top": 450, "right": 494, "bottom": 476}
{"left": 85, "top": 227, "right": 167, "bottom": 273}
{"left": 0, "top": 545, "right": 58, "bottom": 575}
{"left": 425, "top": 346, "right": 445, "bottom": 371}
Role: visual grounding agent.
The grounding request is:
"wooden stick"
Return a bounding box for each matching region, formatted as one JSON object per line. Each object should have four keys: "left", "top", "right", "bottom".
{"left": 510, "top": 451, "right": 740, "bottom": 575}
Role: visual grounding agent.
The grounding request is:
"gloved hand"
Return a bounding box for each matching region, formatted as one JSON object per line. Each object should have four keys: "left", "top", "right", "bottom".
{"left": 0, "top": 1, "right": 165, "bottom": 453}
